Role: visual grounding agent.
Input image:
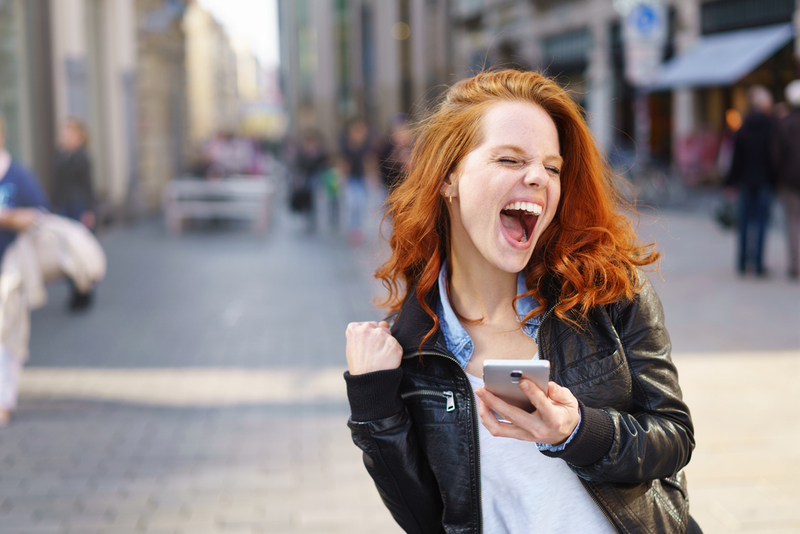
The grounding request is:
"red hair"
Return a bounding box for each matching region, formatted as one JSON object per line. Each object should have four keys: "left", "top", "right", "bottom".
{"left": 377, "top": 69, "right": 658, "bottom": 340}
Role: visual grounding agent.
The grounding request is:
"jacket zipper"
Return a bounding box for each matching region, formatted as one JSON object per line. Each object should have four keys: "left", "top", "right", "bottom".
{"left": 537, "top": 306, "right": 619, "bottom": 532}
{"left": 578, "top": 478, "right": 622, "bottom": 533}
{"left": 400, "top": 389, "right": 455, "bottom": 412}
{"left": 414, "top": 349, "right": 483, "bottom": 533}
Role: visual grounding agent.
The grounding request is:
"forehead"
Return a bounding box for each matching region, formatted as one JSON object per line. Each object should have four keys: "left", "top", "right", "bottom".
{"left": 477, "top": 101, "right": 560, "bottom": 154}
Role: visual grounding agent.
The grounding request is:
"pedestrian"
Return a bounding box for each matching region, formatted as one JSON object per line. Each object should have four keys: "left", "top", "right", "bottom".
{"left": 725, "top": 85, "right": 777, "bottom": 276}
{"left": 340, "top": 118, "right": 373, "bottom": 246}
{"left": 344, "top": 69, "right": 700, "bottom": 533}
{"left": 771, "top": 80, "right": 800, "bottom": 281}
{"left": 0, "top": 111, "right": 49, "bottom": 426}
{"left": 291, "top": 130, "right": 328, "bottom": 233}
{"left": 376, "top": 113, "right": 413, "bottom": 192}
{"left": 53, "top": 117, "right": 96, "bottom": 310}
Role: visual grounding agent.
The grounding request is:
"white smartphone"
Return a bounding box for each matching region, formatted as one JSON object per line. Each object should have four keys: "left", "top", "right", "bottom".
{"left": 482, "top": 359, "right": 551, "bottom": 414}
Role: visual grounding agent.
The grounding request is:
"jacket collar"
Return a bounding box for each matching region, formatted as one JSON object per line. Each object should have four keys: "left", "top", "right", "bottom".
{"left": 391, "top": 271, "right": 561, "bottom": 358}
{"left": 391, "top": 284, "right": 449, "bottom": 358}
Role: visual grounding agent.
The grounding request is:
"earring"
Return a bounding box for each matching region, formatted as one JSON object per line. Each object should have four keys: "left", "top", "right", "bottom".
{"left": 449, "top": 194, "right": 452, "bottom": 205}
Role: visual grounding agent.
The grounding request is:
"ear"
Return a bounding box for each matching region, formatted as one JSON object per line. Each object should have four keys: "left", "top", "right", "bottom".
{"left": 440, "top": 174, "right": 457, "bottom": 199}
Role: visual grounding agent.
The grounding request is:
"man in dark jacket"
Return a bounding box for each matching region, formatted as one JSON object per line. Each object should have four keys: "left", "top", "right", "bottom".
{"left": 772, "top": 80, "right": 800, "bottom": 280}
{"left": 53, "top": 117, "right": 95, "bottom": 310}
{"left": 725, "top": 85, "right": 776, "bottom": 276}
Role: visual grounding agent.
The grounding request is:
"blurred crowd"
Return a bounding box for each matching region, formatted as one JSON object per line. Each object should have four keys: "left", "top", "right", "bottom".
{"left": 188, "top": 131, "right": 276, "bottom": 179}
{"left": 284, "top": 113, "right": 412, "bottom": 245}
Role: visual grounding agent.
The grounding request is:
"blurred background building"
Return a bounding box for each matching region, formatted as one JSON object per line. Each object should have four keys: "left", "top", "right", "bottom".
{"left": 1, "top": 0, "right": 798, "bottom": 226}
{"left": 279, "top": 0, "right": 799, "bottom": 187}
{"left": 0, "top": 0, "right": 280, "bottom": 224}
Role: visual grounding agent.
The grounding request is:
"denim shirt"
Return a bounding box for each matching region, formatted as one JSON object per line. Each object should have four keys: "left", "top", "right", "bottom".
{"left": 436, "top": 262, "right": 579, "bottom": 451}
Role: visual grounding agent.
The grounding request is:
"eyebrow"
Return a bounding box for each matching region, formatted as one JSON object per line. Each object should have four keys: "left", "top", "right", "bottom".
{"left": 490, "top": 144, "right": 563, "bottom": 166}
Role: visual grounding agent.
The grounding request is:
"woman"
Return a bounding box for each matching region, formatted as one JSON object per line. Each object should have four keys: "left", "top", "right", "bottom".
{"left": 340, "top": 118, "right": 373, "bottom": 245}
{"left": 344, "top": 70, "right": 699, "bottom": 533}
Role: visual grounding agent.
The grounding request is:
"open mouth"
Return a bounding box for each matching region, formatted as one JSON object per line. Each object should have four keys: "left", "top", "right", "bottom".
{"left": 500, "top": 201, "right": 541, "bottom": 244}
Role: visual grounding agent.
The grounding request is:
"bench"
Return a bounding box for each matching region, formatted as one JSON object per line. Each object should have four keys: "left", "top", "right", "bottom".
{"left": 162, "top": 176, "right": 276, "bottom": 235}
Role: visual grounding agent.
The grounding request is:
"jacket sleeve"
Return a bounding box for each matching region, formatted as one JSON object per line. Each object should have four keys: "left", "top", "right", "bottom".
{"left": 345, "top": 369, "right": 445, "bottom": 534}
{"left": 543, "top": 278, "right": 696, "bottom": 484}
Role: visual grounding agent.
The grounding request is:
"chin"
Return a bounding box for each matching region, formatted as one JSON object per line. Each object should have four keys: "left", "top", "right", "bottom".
{"left": 492, "top": 249, "right": 534, "bottom": 274}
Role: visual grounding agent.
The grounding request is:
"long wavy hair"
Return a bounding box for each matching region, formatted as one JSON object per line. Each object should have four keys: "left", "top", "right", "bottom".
{"left": 377, "top": 69, "right": 658, "bottom": 342}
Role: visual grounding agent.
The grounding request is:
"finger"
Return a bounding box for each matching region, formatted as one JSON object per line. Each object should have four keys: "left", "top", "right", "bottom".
{"left": 476, "top": 388, "right": 534, "bottom": 429}
{"left": 378, "top": 321, "right": 392, "bottom": 334}
{"left": 476, "top": 395, "right": 537, "bottom": 441}
{"left": 546, "top": 382, "right": 575, "bottom": 406}
{"left": 519, "top": 378, "right": 549, "bottom": 408}
{"left": 529, "top": 382, "right": 580, "bottom": 440}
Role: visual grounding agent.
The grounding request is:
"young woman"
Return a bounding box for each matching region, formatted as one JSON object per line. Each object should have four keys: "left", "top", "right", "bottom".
{"left": 344, "top": 69, "right": 700, "bottom": 533}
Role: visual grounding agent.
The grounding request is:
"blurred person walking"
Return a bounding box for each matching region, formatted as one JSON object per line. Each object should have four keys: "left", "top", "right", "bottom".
{"left": 376, "top": 113, "right": 413, "bottom": 192}
{"left": 340, "top": 119, "right": 373, "bottom": 246}
{"left": 725, "top": 85, "right": 777, "bottom": 276}
{"left": 0, "top": 112, "right": 49, "bottom": 426}
{"left": 291, "top": 130, "right": 328, "bottom": 233}
{"left": 53, "top": 117, "right": 96, "bottom": 310}
{"left": 772, "top": 80, "right": 800, "bottom": 281}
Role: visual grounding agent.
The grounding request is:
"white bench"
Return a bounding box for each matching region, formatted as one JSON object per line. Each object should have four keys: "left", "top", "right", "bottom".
{"left": 162, "top": 175, "right": 276, "bottom": 235}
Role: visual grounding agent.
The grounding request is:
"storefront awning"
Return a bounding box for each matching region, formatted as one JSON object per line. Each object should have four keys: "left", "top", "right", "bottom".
{"left": 650, "top": 23, "right": 794, "bottom": 90}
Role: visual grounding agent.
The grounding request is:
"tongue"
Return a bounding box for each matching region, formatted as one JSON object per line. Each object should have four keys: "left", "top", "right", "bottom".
{"left": 501, "top": 211, "right": 525, "bottom": 242}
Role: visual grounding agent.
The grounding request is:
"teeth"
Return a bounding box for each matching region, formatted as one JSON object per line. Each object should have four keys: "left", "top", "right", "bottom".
{"left": 502, "top": 201, "right": 543, "bottom": 216}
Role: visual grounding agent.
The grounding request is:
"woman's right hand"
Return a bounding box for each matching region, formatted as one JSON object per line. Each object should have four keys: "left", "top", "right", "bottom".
{"left": 346, "top": 321, "right": 403, "bottom": 375}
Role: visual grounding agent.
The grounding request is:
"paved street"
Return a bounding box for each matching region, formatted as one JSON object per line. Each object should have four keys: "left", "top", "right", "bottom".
{"left": 2, "top": 179, "right": 799, "bottom": 533}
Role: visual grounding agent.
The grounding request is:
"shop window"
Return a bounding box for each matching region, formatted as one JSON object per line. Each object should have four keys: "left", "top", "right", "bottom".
{"left": 701, "top": 0, "right": 794, "bottom": 35}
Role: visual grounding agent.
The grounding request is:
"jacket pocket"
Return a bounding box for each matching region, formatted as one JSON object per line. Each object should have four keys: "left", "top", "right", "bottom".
{"left": 401, "top": 389, "right": 457, "bottom": 426}
{"left": 558, "top": 348, "right": 631, "bottom": 410}
{"left": 595, "top": 475, "right": 690, "bottom": 534}
{"left": 651, "top": 473, "right": 690, "bottom": 532}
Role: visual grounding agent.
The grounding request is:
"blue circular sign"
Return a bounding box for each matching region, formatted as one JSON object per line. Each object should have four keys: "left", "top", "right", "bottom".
{"left": 632, "top": 4, "right": 661, "bottom": 36}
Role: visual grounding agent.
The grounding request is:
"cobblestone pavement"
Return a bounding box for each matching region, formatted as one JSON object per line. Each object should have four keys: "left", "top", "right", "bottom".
{"left": 2, "top": 182, "right": 799, "bottom": 533}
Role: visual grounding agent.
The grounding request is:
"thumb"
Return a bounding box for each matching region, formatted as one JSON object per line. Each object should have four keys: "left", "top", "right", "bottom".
{"left": 547, "top": 382, "right": 573, "bottom": 404}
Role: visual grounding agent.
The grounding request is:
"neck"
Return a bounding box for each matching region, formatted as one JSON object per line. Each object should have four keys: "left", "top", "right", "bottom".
{"left": 448, "top": 252, "right": 518, "bottom": 324}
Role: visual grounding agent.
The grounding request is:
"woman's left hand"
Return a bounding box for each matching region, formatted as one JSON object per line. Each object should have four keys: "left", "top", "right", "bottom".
{"left": 474, "top": 379, "right": 580, "bottom": 445}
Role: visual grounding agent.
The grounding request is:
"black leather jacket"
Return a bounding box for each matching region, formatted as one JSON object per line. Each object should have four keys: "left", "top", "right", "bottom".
{"left": 345, "top": 276, "right": 695, "bottom": 533}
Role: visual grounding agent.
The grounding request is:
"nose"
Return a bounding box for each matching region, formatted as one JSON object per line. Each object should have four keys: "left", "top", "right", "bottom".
{"left": 523, "top": 162, "right": 550, "bottom": 188}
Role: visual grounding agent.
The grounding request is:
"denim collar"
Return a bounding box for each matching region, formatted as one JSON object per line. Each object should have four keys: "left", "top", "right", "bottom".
{"left": 436, "top": 261, "right": 541, "bottom": 369}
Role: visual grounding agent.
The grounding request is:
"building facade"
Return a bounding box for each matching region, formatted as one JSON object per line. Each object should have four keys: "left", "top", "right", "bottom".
{"left": 0, "top": 0, "right": 195, "bottom": 221}
{"left": 278, "top": 0, "right": 454, "bottom": 148}
{"left": 279, "top": 0, "right": 799, "bottom": 186}
{"left": 183, "top": 1, "right": 240, "bottom": 146}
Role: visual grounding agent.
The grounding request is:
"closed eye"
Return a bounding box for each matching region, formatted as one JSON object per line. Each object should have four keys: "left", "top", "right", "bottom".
{"left": 546, "top": 166, "right": 561, "bottom": 176}
{"left": 498, "top": 158, "right": 521, "bottom": 165}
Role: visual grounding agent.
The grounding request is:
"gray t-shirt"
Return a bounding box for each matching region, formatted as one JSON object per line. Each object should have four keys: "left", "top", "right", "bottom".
{"left": 467, "top": 372, "right": 617, "bottom": 533}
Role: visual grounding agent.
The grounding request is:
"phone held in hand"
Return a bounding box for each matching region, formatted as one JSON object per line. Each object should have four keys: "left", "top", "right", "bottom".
{"left": 482, "top": 359, "right": 550, "bottom": 414}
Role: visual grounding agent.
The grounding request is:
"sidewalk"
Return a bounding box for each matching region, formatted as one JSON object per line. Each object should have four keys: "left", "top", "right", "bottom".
{"left": 2, "top": 182, "right": 799, "bottom": 533}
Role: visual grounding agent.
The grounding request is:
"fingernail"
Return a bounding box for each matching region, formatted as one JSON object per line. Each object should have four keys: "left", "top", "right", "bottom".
{"left": 520, "top": 381, "right": 530, "bottom": 390}
{"left": 475, "top": 389, "right": 484, "bottom": 399}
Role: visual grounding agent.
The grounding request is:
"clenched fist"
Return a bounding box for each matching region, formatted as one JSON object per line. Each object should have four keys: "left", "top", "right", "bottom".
{"left": 345, "top": 321, "right": 403, "bottom": 375}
